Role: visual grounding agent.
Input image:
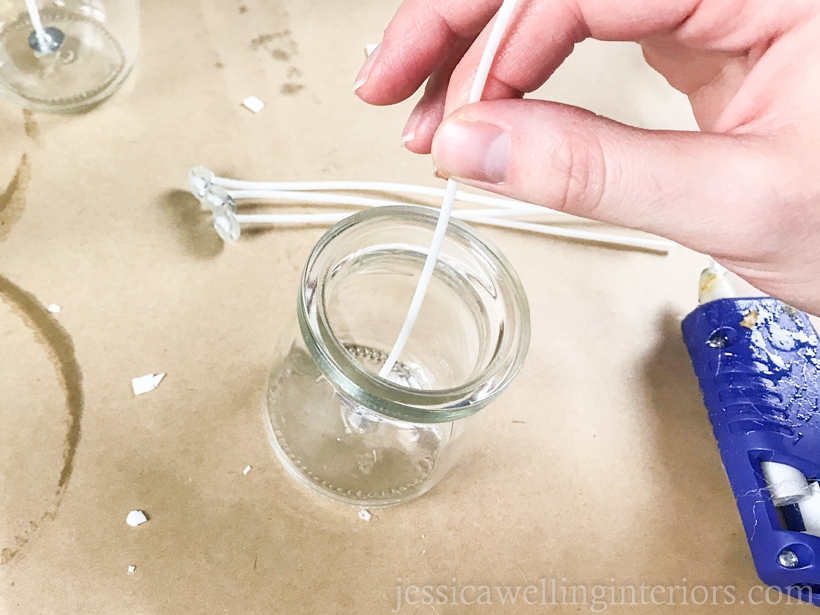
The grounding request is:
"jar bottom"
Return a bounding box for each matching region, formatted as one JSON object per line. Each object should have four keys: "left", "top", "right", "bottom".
{"left": 0, "top": 8, "right": 126, "bottom": 109}
{"left": 266, "top": 344, "right": 446, "bottom": 507}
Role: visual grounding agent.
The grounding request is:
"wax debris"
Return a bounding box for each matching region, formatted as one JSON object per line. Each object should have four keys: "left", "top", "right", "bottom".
{"left": 762, "top": 461, "right": 811, "bottom": 506}
{"left": 132, "top": 373, "right": 165, "bottom": 396}
{"left": 799, "top": 482, "right": 820, "bottom": 537}
{"left": 358, "top": 509, "right": 373, "bottom": 522}
{"left": 127, "top": 565, "right": 137, "bottom": 574}
{"left": 242, "top": 96, "right": 265, "bottom": 113}
{"left": 126, "top": 510, "right": 148, "bottom": 527}
{"left": 47, "top": 303, "right": 61, "bottom": 313}
{"left": 243, "top": 465, "right": 252, "bottom": 475}
{"left": 364, "top": 43, "right": 378, "bottom": 57}
{"left": 740, "top": 309, "right": 760, "bottom": 329}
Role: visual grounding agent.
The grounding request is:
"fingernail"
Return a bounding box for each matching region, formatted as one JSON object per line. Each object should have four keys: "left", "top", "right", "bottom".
{"left": 401, "top": 104, "right": 423, "bottom": 147}
{"left": 432, "top": 119, "right": 509, "bottom": 184}
{"left": 354, "top": 43, "right": 380, "bottom": 92}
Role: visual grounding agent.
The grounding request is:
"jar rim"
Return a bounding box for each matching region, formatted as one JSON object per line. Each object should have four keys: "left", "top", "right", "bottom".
{"left": 298, "top": 205, "right": 530, "bottom": 423}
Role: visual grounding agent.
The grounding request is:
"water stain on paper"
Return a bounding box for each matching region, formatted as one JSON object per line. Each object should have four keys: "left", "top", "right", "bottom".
{"left": 250, "top": 30, "right": 297, "bottom": 62}
{"left": 250, "top": 29, "right": 305, "bottom": 95}
{"left": 280, "top": 83, "right": 304, "bottom": 96}
{"left": 22, "top": 110, "right": 39, "bottom": 141}
{"left": 0, "top": 274, "right": 84, "bottom": 564}
{"left": 0, "top": 154, "right": 31, "bottom": 242}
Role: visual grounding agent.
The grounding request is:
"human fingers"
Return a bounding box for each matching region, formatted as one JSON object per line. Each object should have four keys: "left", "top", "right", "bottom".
{"left": 431, "top": 99, "right": 797, "bottom": 260}
{"left": 353, "top": 0, "right": 502, "bottom": 105}
{"left": 432, "top": 99, "right": 820, "bottom": 311}
{"left": 401, "top": 36, "right": 479, "bottom": 154}
{"left": 439, "top": 0, "right": 701, "bottom": 118}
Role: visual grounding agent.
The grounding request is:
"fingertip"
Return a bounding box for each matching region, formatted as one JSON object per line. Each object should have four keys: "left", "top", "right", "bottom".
{"left": 431, "top": 115, "right": 510, "bottom": 184}
{"left": 353, "top": 43, "right": 438, "bottom": 105}
{"left": 400, "top": 100, "right": 441, "bottom": 153}
{"left": 402, "top": 136, "right": 433, "bottom": 155}
{"left": 402, "top": 123, "right": 434, "bottom": 152}
{"left": 353, "top": 43, "right": 380, "bottom": 94}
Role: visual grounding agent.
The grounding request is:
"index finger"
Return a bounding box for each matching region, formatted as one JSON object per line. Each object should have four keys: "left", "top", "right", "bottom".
{"left": 357, "top": 0, "right": 699, "bottom": 108}
{"left": 441, "top": 0, "right": 701, "bottom": 114}
{"left": 355, "top": 0, "right": 502, "bottom": 105}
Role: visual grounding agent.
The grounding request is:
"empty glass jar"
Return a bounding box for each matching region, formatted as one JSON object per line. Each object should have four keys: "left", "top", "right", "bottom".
{"left": 265, "top": 206, "right": 530, "bottom": 507}
{"left": 0, "top": 0, "right": 139, "bottom": 112}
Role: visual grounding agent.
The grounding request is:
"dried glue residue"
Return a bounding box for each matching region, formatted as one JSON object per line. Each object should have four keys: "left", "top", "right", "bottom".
{"left": 740, "top": 310, "right": 759, "bottom": 329}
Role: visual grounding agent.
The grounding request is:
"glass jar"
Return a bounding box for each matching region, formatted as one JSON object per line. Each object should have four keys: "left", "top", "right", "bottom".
{"left": 265, "top": 205, "right": 530, "bottom": 507}
{"left": 0, "top": 0, "right": 139, "bottom": 112}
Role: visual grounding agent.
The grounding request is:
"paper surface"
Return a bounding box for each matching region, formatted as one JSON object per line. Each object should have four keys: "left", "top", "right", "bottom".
{"left": 0, "top": 0, "right": 791, "bottom": 613}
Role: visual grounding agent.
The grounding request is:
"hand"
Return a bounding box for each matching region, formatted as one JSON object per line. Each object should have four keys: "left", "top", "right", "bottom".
{"left": 354, "top": 0, "right": 820, "bottom": 315}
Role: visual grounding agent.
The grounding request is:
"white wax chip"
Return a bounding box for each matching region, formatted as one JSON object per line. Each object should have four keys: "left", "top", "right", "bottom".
{"left": 364, "top": 43, "right": 378, "bottom": 56}
{"left": 47, "top": 304, "right": 61, "bottom": 313}
{"left": 127, "top": 565, "right": 137, "bottom": 574}
{"left": 242, "top": 96, "right": 265, "bottom": 113}
{"left": 358, "top": 509, "right": 373, "bottom": 522}
{"left": 799, "top": 483, "right": 820, "bottom": 537}
{"left": 132, "top": 373, "right": 165, "bottom": 396}
{"left": 126, "top": 510, "right": 148, "bottom": 527}
{"left": 242, "top": 465, "right": 252, "bottom": 475}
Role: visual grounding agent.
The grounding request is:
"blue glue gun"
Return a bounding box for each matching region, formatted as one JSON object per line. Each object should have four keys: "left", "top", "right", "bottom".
{"left": 682, "top": 266, "right": 820, "bottom": 605}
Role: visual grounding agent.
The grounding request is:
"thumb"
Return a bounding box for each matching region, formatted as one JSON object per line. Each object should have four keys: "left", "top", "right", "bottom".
{"left": 431, "top": 99, "right": 791, "bottom": 259}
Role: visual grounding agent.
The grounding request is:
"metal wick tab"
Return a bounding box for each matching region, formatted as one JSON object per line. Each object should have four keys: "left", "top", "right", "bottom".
{"left": 28, "top": 27, "right": 64, "bottom": 54}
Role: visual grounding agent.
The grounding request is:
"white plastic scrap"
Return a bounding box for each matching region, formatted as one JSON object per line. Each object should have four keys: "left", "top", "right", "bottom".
{"left": 127, "top": 565, "right": 137, "bottom": 574}
{"left": 241, "top": 96, "right": 265, "bottom": 113}
{"left": 358, "top": 509, "right": 373, "bottom": 522}
{"left": 132, "top": 373, "right": 165, "bottom": 396}
{"left": 242, "top": 465, "right": 252, "bottom": 475}
{"left": 47, "top": 304, "right": 61, "bottom": 313}
{"left": 126, "top": 510, "right": 148, "bottom": 527}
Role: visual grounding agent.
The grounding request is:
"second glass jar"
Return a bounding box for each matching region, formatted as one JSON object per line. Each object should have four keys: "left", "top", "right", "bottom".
{"left": 0, "top": 0, "right": 139, "bottom": 112}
